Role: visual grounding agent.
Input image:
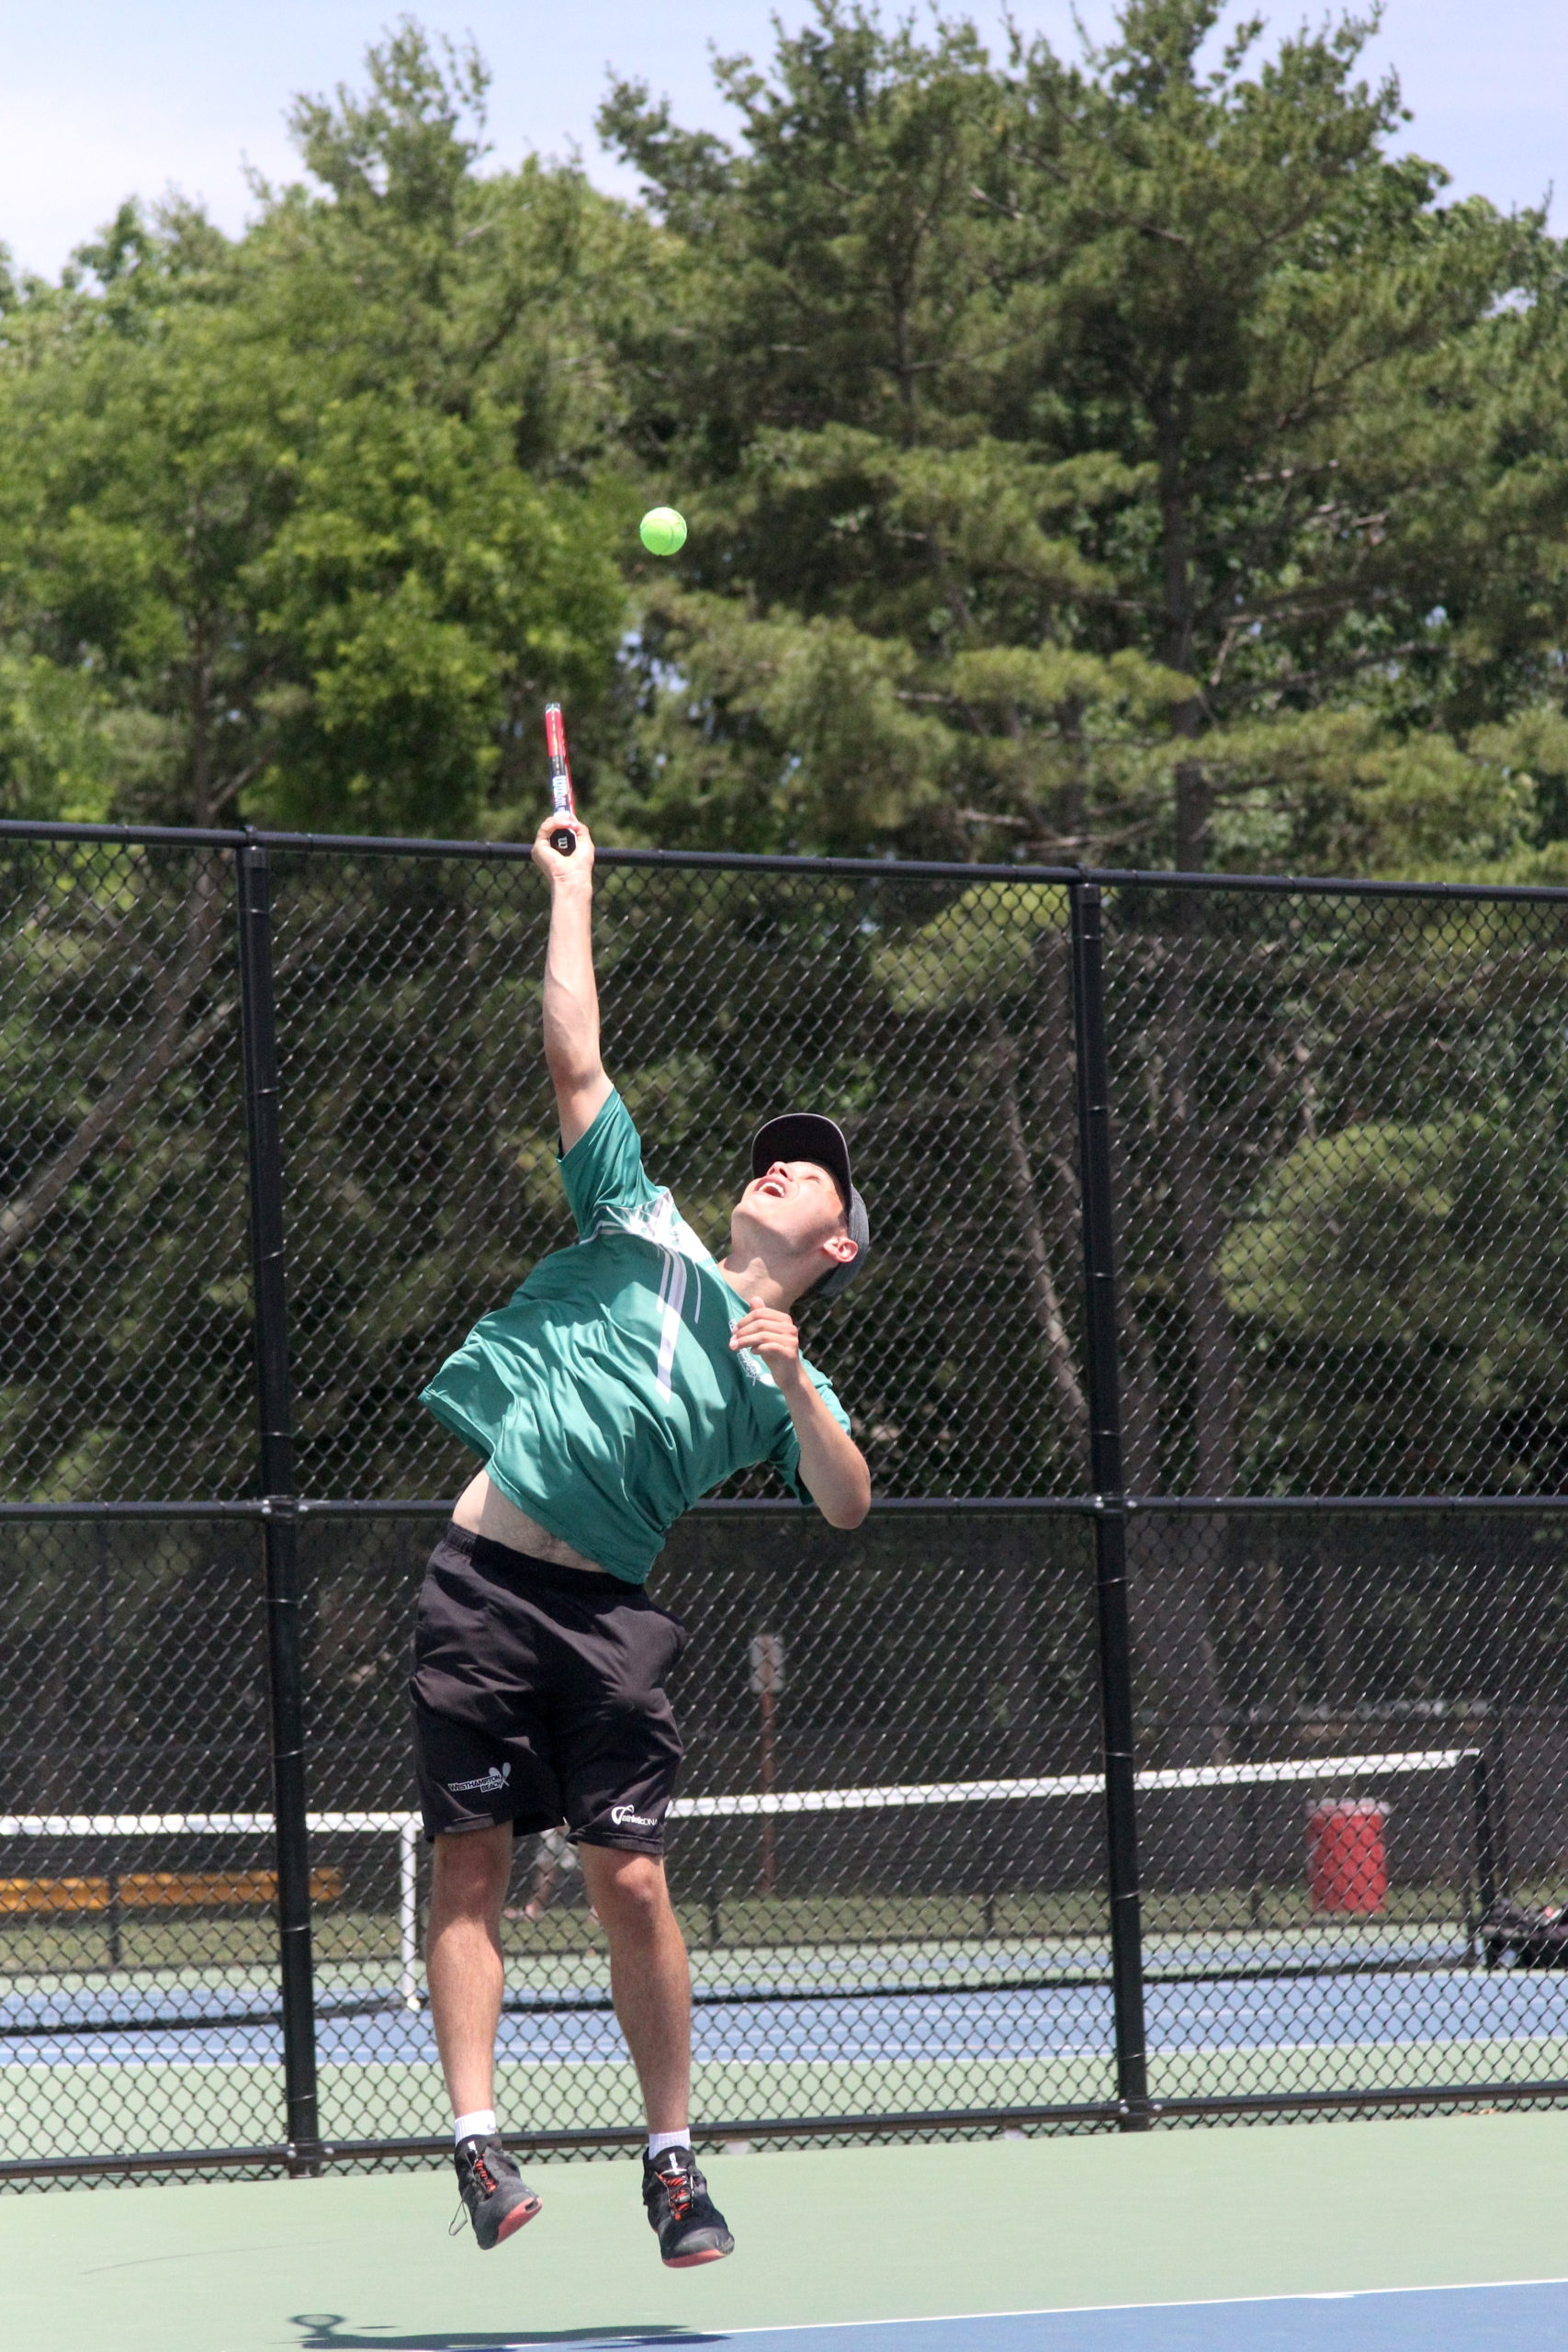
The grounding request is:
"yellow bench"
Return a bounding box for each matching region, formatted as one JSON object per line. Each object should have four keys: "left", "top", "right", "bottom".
{"left": 0, "top": 1869, "right": 344, "bottom": 1916}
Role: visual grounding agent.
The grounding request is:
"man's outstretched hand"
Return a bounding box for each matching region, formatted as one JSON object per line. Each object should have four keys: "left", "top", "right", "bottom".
{"left": 532, "top": 811, "right": 594, "bottom": 885}
{"left": 730, "top": 1300, "right": 803, "bottom": 1388}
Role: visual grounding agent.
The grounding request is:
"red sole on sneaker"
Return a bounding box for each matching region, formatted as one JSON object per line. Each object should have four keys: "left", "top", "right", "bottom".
{"left": 663, "top": 2248, "right": 732, "bottom": 2267}
{"left": 492, "top": 2198, "right": 542, "bottom": 2246}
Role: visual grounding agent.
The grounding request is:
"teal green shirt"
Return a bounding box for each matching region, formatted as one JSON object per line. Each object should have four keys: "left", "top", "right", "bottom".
{"left": 420, "top": 1090, "right": 852, "bottom": 1585}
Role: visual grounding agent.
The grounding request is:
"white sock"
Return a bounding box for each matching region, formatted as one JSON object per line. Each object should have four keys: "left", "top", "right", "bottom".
{"left": 454, "top": 2109, "right": 498, "bottom": 2144}
{"left": 647, "top": 2129, "right": 692, "bottom": 2160}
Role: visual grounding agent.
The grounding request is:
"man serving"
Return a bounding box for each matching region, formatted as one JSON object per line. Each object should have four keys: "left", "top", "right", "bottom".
{"left": 411, "top": 815, "right": 872, "bottom": 2266}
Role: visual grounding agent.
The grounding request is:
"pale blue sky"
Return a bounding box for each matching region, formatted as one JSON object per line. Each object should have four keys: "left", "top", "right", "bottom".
{"left": 2, "top": 0, "right": 1563, "bottom": 279}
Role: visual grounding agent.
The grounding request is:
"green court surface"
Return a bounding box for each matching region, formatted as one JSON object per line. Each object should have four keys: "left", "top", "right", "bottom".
{"left": 4, "top": 2109, "right": 1568, "bottom": 2352}
{"left": 11, "top": 2048, "right": 1568, "bottom": 2165}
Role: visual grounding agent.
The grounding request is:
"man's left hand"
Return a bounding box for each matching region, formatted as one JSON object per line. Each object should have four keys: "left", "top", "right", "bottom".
{"left": 730, "top": 1301, "right": 802, "bottom": 1386}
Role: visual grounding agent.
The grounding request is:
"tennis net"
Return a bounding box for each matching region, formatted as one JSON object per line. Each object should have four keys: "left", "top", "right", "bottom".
{"left": 0, "top": 1745, "right": 1496, "bottom": 2045}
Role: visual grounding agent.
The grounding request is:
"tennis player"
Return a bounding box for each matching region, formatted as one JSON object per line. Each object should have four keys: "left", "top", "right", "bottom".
{"left": 410, "top": 813, "right": 872, "bottom": 2265}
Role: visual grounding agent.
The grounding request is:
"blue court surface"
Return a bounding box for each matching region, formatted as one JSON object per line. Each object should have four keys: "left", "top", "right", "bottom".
{"left": 9, "top": 1931, "right": 1567, "bottom": 2069}
{"left": 504, "top": 2287, "right": 1568, "bottom": 2350}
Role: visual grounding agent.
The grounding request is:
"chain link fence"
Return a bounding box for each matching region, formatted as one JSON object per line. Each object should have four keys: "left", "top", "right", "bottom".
{"left": 5, "top": 828, "right": 1568, "bottom": 2185}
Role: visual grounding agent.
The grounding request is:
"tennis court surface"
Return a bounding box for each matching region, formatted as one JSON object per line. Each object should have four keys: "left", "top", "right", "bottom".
{"left": 6, "top": 2109, "right": 1566, "bottom": 2352}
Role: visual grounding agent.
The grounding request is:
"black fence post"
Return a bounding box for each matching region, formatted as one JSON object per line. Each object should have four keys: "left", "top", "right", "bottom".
{"left": 237, "top": 834, "right": 321, "bottom": 2177}
{"left": 1069, "top": 879, "right": 1150, "bottom": 2130}
{"left": 1471, "top": 1748, "right": 1500, "bottom": 1966}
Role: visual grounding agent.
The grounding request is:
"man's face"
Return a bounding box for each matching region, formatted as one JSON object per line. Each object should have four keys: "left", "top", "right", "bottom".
{"left": 732, "top": 1158, "right": 850, "bottom": 1266}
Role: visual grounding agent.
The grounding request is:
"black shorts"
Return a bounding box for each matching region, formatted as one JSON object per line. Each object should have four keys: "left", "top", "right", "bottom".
{"left": 408, "top": 1525, "right": 686, "bottom": 1856}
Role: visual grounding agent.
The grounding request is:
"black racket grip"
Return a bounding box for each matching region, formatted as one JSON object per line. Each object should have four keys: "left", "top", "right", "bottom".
{"left": 544, "top": 703, "right": 576, "bottom": 853}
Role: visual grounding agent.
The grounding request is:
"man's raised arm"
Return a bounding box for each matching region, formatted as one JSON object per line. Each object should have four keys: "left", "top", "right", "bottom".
{"left": 532, "top": 815, "right": 613, "bottom": 1152}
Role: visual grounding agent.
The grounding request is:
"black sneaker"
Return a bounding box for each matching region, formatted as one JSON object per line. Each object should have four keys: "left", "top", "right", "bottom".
{"left": 451, "top": 2133, "right": 541, "bottom": 2250}
{"left": 642, "top": 2145, "right": 734, "bottom": 2267}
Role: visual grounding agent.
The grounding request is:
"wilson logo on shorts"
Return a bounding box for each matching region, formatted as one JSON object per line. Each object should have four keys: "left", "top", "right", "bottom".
{"left": 447, "top": 1763, "right": 513, "bottom": 1795}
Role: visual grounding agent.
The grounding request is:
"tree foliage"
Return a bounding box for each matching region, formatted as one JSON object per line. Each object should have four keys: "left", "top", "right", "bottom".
{"left": 0, "top": 33, "right": 629, "bottom": 838}
{"left": 0, "top": 4, "right": 1565, "bottom": 870}
{"left": 8, "top": 3, "right": 1568, "bottom": 1580}
{"left": 600, "top": 0, "right": 1568, "bottom": 876}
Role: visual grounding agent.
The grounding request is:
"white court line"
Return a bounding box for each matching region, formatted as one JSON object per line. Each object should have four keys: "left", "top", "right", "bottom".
{"left": 707, "top": 2277, "right": 1568, "bottom": 2332}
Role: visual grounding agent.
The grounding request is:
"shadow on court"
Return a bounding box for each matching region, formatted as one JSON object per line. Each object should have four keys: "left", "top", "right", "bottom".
{"left": 291, "top": 2320, "right": 717, "bottom": 2350}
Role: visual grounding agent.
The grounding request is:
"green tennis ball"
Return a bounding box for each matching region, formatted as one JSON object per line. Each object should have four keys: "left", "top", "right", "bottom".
{"left": 639, "top": 505, "right": 688, "bottom": 557}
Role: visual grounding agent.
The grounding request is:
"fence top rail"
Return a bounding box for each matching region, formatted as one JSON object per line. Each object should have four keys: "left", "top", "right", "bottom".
{"left": 1122, "top": 1493, "right": 1568, "bottom": 1513}
{"left": 6, "top": 814, "right": 1568, "bottom": 904}
{"left": 0, "top": 1494, "right": 1104, "bottom": 1520}
{"left": 282, "top": 1495, "right": 1108, "bottom": 1518}
{"left": 6, "top": 1492, "right": 1568, "bottom": 1519}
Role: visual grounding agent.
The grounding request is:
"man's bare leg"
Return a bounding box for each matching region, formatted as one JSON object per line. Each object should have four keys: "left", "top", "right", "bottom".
{"left": 428, "top": 1824, "right": 542, "bottom": 2249}
{"left": 577, "top": 1846, "right": 691, "bottom": 2129}
{"left": 427, "top": 1825, "right": 513, "bottom": 2117}
{"left": 580, "top": 1845, "right": 732, "bottom": 2263}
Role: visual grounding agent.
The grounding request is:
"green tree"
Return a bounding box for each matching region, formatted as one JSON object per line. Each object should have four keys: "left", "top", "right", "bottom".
{"left": 602, "top": 8, "right": 1191, "bottom": 856}
{"left": 0, "top": 29, "right": 630, "bottom": 838}
{"left": 601, "top": 0, "right": 1568, "bottom": 879}
{"left": 0, "top": 30, "right": 637, "bottom": 1401}
{"left": 1001, "top": 0, "right": 1563, "bottom": 873}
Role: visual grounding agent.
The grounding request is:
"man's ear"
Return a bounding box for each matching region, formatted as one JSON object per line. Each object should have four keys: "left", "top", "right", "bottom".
{"left": 822, "top": 1230, "right": 858, "bottom": 1268}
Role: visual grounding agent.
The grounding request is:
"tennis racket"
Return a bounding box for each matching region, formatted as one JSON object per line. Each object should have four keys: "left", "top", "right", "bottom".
{"left": 544, "top": 703, "right": 577, "bottom": 854}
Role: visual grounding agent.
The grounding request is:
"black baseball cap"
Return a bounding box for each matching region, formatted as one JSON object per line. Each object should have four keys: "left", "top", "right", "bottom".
{"left": 750, "top": 1113, "right": 870, "bottom": 1301}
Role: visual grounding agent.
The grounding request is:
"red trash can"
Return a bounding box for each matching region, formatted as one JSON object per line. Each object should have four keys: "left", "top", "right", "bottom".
{"left": 1306, "top": 1797, "right": 1389, "bottom": 1915}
